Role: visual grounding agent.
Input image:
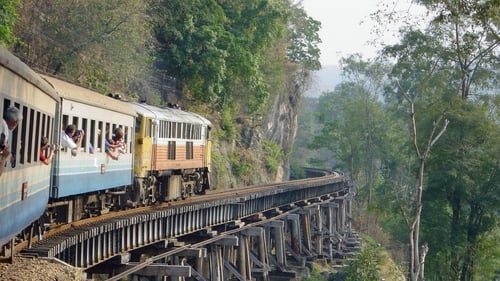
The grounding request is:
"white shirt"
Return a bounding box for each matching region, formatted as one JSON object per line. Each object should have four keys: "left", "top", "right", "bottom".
{"left": 61, "top": 130, "right": 77, "bottom": 150}
{"left": 1, "top": 119, "right": 9, "bottom": 148}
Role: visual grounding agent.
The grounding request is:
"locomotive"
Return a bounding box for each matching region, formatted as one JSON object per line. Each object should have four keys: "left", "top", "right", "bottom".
{"left": 0, "top": 46, "right": 212, "bottom": 248}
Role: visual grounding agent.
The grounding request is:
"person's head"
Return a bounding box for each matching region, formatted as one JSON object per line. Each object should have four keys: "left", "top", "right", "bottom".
{"left": 113, "top": 128, "right": 124, "bottom": 141}
{"left": 65, "top": 124, "right": 76, "bottom": 136}
{"left": 4, "top": 106, "right": 22, "bottom": 130}
{"left": 41, "top": 136, "right": 49, "bottom": 149}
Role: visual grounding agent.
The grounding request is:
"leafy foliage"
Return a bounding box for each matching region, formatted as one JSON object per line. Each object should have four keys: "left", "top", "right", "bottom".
{"left": 151, "top": 0, "right": 290, "bottom": 111}
{"left": 14, "top": 0, "right": 152, "bottom": 96}
{"left": 344, "top": 245, "right": 382, "bottom": 281}
{"left": 0, "top": 0, "right": 20, "bottom": 46}
{"left": 262, "top": 139, "right": 284, "bottom": 173}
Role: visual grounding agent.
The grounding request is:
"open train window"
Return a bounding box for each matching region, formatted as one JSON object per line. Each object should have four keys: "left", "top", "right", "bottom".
{"left": 81, "top": 118, "right": 88, "bottom": 152}
{"left": 186, "top": 141, "right": 193, "bottom": 159}
{"left": 97, "top": 121, "right": 103, "bottom": 152}
{"left": 124, "top": 126, "right": 130, "bottom": 154}
{"left": 168, "top": 141, "right": 176, "bottom": 160}
{"left": 89, "top": 120, "right": 96, "bottom": 153}
{"left": 26, "top": 108, "right": 35, "bottom": 163}
{"left": 62, "top": 115, "right": 69, "bottom": 131}
{"left": 19, "top": 106, "right": 28, "bottom": 164}
{"left": 135, "top": 115, "right": 142, "bottom": 133}
{"left": 34, "top": 111, "right": 41, "bottom": 162}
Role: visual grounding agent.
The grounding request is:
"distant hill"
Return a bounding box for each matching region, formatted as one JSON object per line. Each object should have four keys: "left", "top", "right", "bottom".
{"left": 304, "top": 65, "right": 342, "bottom": 97}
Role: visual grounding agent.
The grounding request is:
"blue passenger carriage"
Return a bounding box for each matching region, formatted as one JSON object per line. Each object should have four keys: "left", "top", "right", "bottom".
{"left": 0, "top": 47, "right": 59, "bottom": 247}
{"left": 42, "top": 75, "right": 136, "bottom": 223}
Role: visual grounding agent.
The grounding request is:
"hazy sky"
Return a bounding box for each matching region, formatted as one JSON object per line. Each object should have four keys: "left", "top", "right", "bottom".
{"left": 302, "top": 0, "right": 428, "bottom": 66}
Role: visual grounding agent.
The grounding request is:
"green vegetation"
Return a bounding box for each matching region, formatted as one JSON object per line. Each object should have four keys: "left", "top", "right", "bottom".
{"left": 344, "top": 245, "right": 382, "bottom": 281}
{"left": 292, "top": 1, "right": 499, "bottom": 280}
{"left": 262, "top": 139, "right": 285, "bottom": 174}
{"left": 229, "top": 151, "right": 255, "bottom": 183}
{"left": 0, "top": 0, "right": 20, "bottom": 46}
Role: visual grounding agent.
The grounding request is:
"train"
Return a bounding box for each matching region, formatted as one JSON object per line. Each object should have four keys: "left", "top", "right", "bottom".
{"left": 0, "top": 46, "right": 212, "bottom": 248}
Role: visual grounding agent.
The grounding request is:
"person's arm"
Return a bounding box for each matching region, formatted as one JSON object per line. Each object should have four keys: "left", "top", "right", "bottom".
{"left": 41, "top": 145, "right": 56, "bottom": 165}
{"left": 106, "top": 150, "right": 120, "bottom": 160}
{"left": 0, "top": 146, "right": 11, "bottom": 176}
{"left": 71, "top": 131, "right": 84, "bottom": 156}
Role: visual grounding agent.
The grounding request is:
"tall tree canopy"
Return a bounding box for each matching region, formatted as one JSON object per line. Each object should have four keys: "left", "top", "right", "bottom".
{"left": 150, "top": 0, "right": 321, "bottom": 112}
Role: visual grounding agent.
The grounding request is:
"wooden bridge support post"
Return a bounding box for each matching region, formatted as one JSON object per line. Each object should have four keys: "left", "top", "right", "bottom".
{"left": 243, "top": 227, "right": 270, "bottom": 281}
{"left": 324, "top": 202, "right": 338, "bottom": 259}
{"left": 299, "top": 209, "right": 313, "bottom": 254}
{"left": 312, "top": 206, "right": 323, "bottom": 257}
{"left": 286, "top": 214, "right": 302, "bottom": 255}
{"left": 265, "top": 220, "right": 287, "bottom": 270}
{"left": 336, "top": 199, "right": 346, "bottom": 235}
{"left": 209, "top": 244, "right": 224, "bottom": 280}
{"left": 237, "top": 233, "right": 250, "bottom": 281}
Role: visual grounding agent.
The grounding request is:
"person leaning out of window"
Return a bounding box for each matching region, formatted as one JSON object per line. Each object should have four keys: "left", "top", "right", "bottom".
{"left": 1, "top": 106, "right": 22, "bottom": 176}
{"left": 40, "top": 136, "right": 56, "bottom": 165}
{"left": 61, "top": 124, "right": 84, "bottom": 156}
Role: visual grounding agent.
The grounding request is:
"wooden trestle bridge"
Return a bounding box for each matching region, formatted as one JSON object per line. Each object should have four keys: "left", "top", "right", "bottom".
{"left": 21, "top": 169, "right": 360, "bottom": 281}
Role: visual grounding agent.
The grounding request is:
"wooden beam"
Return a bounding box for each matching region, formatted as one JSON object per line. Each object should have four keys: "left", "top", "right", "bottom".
{"left": 125, "top": 263, "right": 191, "bottom": 277}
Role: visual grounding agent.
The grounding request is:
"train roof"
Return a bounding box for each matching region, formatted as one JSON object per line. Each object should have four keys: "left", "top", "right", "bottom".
{"left": 127, "top": 102, "right": 211, "bottom": 126}
{"left": 40, "top": 74, "right": 136, "bottom": 116}
{"left": 0, "top": 47, "right": 59, "bottom": 101}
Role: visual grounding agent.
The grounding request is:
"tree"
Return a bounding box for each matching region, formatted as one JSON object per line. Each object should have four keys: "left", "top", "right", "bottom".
{"left": 424, "top": 100, "right": 500, "bottom": 281}
{"left": 311, "top": 55, "right": 389, "bottom": 207}
{"left": 0, "top": 0, "right": 20, "bottom": 46}
{"left": 383, "top": 28, "right": 453, "bottom": 281}
{"left": 394, "top": 2, "right": 500, "bottom": 280}
{"left": 415, "top": 0, "right": 500, "bottom": 99}
{"left": 14, "top": 0, "right": 151, "bottom": 96}
{"left": 151, "top": 0, "right": 290, "bottom": 112}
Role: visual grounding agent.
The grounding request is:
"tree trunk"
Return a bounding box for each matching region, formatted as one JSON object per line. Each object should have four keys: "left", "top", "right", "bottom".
{"left": 449, "top": 189, "right": 462, "bottom": 281}
{"left": 409, "top": 161, "right": 426, "bottom": 281}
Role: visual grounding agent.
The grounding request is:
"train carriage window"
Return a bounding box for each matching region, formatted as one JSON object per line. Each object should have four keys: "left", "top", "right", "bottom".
{"left": 25, "top": 108, "right": 35, "bottom": 163}
{"left": 98, "top": 121, "right": 103, "bottom": 152}
{"left": 135, "top": 115, "right": 142, "bottom": 133}
{"left": 194, "top": 125, "right": 201, "bottom": 140}
{"left": 34, "top": 111, "right": 41, "bottom": 162}
{"left": 168, "top": 141, "right": 176, "bottom": 160}
{"left": 186, "top": 141, "right": 193, "bottom": 159}
{"left": 81, "top": 118, "right": 88, "bottom": 152}
{"left": 171, "top": 122, "right": 176, "bottom": 139}
{"left": 146, "top": 119, "right": 152, "bottom": 137}
{"left": 124, "top": 126, "right": 130, "bottom": 154}
{"left": 89, "top": 120, "right": 96, "bottom": 153}
{"left": 72, "top": 116, "right": 79, "bottom": 129}
{"left": 9, "top": 103, "right": 20, "bottom": 167}
{"left": 44, "top": 114, "right": 53, "bottom": 137}
{"left": 105, "top": 122, "right": 111, "bottom": 141}
{"left": 177, "top": 123, "right": 182, "bottom": 139}
{"left": 62, "top": 115, "right": 69, "bottom": 131}
{"left": 19, "top": 106, "right": 28, "bottom": 164}
{"left": 41, "top": 113, "right": 46, "bottom": 143}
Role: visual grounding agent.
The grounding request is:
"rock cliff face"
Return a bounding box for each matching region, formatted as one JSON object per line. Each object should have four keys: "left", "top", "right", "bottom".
{"left": 210, "top": 84, "right": 302, "bottom": 190}
{"left": 262, "top": 88, "right": 301, "bottom": 181}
